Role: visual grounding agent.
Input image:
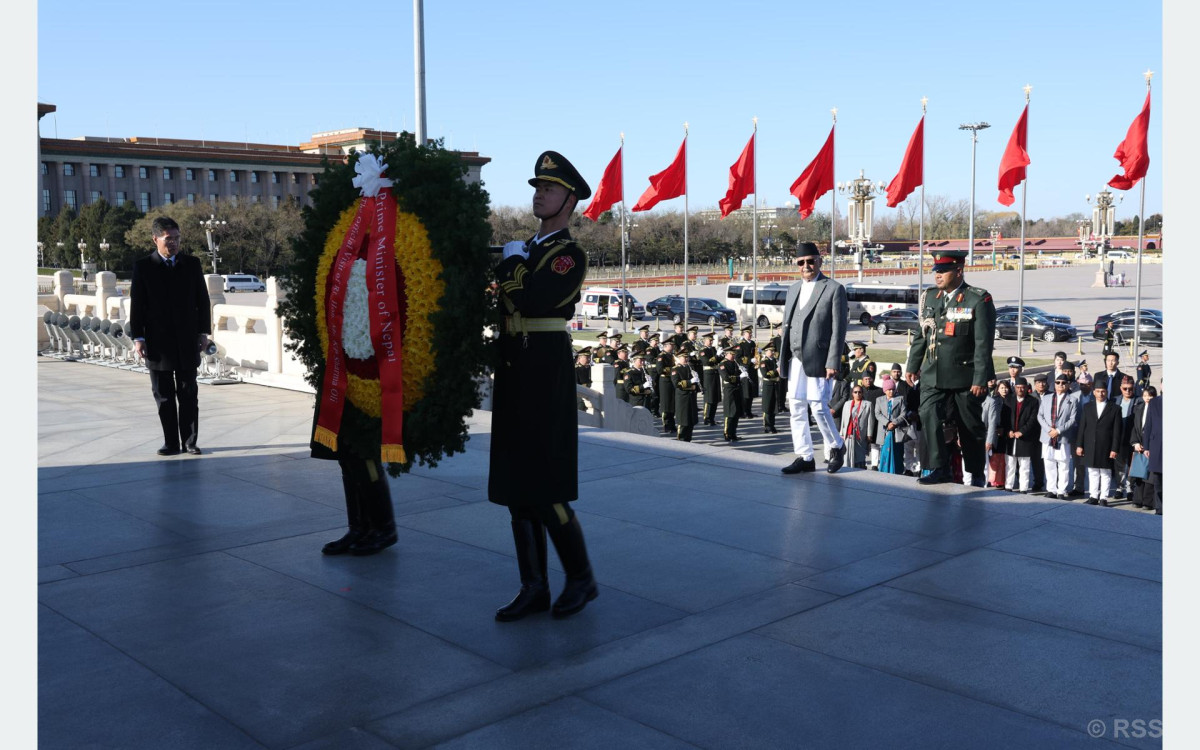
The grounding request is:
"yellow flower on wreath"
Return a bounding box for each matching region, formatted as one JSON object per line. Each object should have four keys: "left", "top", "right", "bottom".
{"left": 315, "top": 199, "right": 444, "bottom": 418}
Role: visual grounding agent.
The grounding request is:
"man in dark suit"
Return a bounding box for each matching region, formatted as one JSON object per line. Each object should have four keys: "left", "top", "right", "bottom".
{"left": 1096, "top": 352, "right": 1127, "bottom": 401}
{"left": 1140, "top": 393, "right": 1163, "bottom": 515}
{"left": 130, "top": 216, "right": 212, "bottom": 456}
{"left": 1075, "top": 380, "right": 1123, "bottom": 506}
{"left": 780, "top": 242, "right": 848, "bottom": 475}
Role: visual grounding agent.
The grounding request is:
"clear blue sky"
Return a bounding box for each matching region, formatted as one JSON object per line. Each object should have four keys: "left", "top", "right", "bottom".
{"left": 37, "top": 0, "right": 1162, "bottom": 223}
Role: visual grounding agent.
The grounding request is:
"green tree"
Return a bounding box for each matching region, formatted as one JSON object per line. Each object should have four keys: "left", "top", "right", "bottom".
{"left": 99, "top": 201, "right": 145, "bottom": 274}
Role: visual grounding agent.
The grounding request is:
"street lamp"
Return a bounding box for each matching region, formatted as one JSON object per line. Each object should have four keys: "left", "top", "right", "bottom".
{"left": 78, "top": 239, "right": 88, "bottom": 276}
{"left": 989, "top": 223, "right": 1000, "bottom": 266}
{"left": 958, "top": 122, "right": 990, "bottom": 266}
{"left": 1085, "top": 189, "right": 1121, "bottom": 259}
{"left": 836, "top": 170, "right": 886, "bottom": 282}
{"left": 199, "top": 214, "right": 226, "bottom": 275}
{"left": 37, "top": 242, "right": 44, "bottom": 267}
{"left": 99, "top": 238, "right": 111, "bottom": 271}
{"left": 56, "top": 241, "right": 64, "bottom": 269}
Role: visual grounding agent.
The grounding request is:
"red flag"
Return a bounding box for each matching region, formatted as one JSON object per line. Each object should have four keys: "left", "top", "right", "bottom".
{"left": 789, "top": 126, "right": 834, "bottom": 219}
{"left": 885, "top": 116, "right": 924, "bottom": 208}
{"left": 632, "top": 137, "right": 686, "bottom": 212}
{"left": 1108, "top": 92, "right": 1151, "bottom": 190}
{"left": 718, "top": 133, "right": 755, "bottom": 218}
{"left": 583, "top": 146, "right": 623, "bottom": 221}
{"left": 997, "top": 104, "right": 1030, "bottom": 206}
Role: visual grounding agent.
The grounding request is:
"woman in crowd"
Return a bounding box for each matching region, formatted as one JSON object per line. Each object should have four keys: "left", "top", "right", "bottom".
{"left": 839, "top": 383, "right": 876, "bottom": 469}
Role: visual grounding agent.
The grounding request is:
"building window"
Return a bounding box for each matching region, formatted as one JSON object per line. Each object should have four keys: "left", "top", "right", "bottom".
{"left": 64, "top": 190, "right": 78, "bottom": 210}
{"left": 63, "top": 163, "right": 76, "bottom": 176}
{"left": 90, "top": 190, "right": 102, "bottom": 204}
{"left": 250, "top": 171, "right": 260, "bottom": 183}
{"left": 208, "top": 169, "right": 217, "bottom": 182}
{"left": 89, "top": 165, "right": 101, "bottom": 178}
{"left": 41, "top": 162, "right": 48, "bottom": 175}
{"left": 229, "top": 171, "right": 239, "bottom": 183}
{"left": 229, "top": 195, "right": 238, "bottom": 207}
{"left": 271, "top": 195, "right": 281, "bottom": 208}
{"left": 115, "top": 165, "right": 126, "bottom": 178}
{"left": 139, "top": 166, "right": 148, "bottom": 179}
{"left": 115, "top": 191, "right": 127, "bottom": 206}
{"left": 290, "top": 173, "right": 298, "bottom": 184}
{"left": 164, "top": 192, "right": 174, "bottom": 205}
{"left": 163, "top": 167, "right": 172, "bottom": 180}
{"left": 311, "top": 174, "right": 319, "bottom": 186}
{"left": 251, "top": 195, "right": 260, "bottom": 204}
{"left": 140, "top": 192, "right": 151, "bottom": 212}
{"left": 209, "top": 193, "right": 218, "bottom": 203}
{"left": 43, "top": 190, "right": 51, "bottom": 213}
{"left": 187, "top": 193, "right": 195, "bottom": 206}
{"left": 271, "top": 172, "right": 280, "bottom": 184}
{"left": 186, "top": 168, "right": 195, "bottom": 181}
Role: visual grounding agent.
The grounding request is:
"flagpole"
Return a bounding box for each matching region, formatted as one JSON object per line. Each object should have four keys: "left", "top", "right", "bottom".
{"left": 751, "top": 117, "right": 759, "bottom": 332}
{"left": 919, "top": 97, "right": 927, "bottom": 296}
{"left": 1133, "top": 70, "right": 1152, "bottom": 357}
{"left": 683, "top": 122, "right": 689, "bottom": 321}
{"left": 830, "top": 108, "right": 837, "bottom": 280}
{"left": 618, "top": 134, "right": 627, "bottom": 332}
{"left": 1016, "top": 85, "right": 1031, "bottom": 348}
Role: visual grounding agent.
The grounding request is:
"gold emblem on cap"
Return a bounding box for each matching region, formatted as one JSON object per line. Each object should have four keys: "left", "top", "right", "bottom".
{"left": 541, "top": 155, "right": 558, "bottom": 170}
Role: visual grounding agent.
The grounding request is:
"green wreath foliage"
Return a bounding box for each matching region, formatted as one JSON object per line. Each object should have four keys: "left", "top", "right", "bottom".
{"left": 277, "top": 136, "right": 496, "bottom": 475}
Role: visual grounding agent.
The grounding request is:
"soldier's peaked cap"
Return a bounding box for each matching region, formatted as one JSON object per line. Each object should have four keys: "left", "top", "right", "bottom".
{"left": 931, "top": 249, "right": 968, "bottom": 272}
{"left": 1007, "top": 356, "right": 1025, "bottom": 368}
{"left": 529, "top": 151, "right": 591, "bottom": 200}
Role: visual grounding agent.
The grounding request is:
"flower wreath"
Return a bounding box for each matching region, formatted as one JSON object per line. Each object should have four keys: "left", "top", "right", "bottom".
{"left": 278, "top": 138, "right": 495, "bottom": 475}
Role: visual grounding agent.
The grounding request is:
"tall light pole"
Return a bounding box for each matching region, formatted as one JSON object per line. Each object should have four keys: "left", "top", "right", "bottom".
{"left": 958, "top": 122, "right": 990, "bottom": 266}
{"left": 413, "top": 0, "right": 427, "bottom": 146}
{"left": 200, "top": 214, "right": 226, "bottom": 275}
{"left": 836, "top": 170, "right": 886, "bottom": 282}
{"left": 989, "top": 224, "right": 1000, "bottom": 266}
{"left": 37, "top": 241, "right": 44, "bottom": 267}
{"left": 77, "top": 239, "right": 88, "bottom": 271}
{"left": 98, "top": 238, "right": 110, "bottom": 271}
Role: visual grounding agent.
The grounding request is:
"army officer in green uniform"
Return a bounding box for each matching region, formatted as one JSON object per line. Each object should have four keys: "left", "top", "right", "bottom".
{"left": 905, "top": 250, "right": 996, "bottom": 486}
{"left": 491, "top": 151, "right": 598, "bottom": 621}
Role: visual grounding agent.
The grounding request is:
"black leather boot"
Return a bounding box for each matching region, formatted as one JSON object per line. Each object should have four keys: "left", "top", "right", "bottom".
{"left": 495, "top": 519, "right": 550, "bottom": 622}
{"left": 322, "top": 470, "right": 368, "bottom": 555}
{"left": 546, "top": 515, "right": 598, "bottom": 618}
{"left": 350, "top": 465, "right": 398, "bottom": 556}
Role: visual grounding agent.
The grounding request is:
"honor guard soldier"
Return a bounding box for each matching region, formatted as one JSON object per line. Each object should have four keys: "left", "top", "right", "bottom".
{"left": 685, "top": 325, "right": 700, "bottom": 354}
{"left": 645, "top": 333, "right": 661, "bottom": 362}
{"left": 631, "top": 324, "right": 651, "bottom": 355}
{"left": 719, "top": 324, "right": 736, "bottom": 350}
{"left": 604, "top": 333, "right": 622, "bottom": 364}
{"left": 1136, "top": 350, "right": 1152, "bottom": 394}
{"left": 574, "top": 347, "right": 593, "bottom": 411}
{"left": 626, "top": 352, "right": 651, "bottom": 408}
{"left": 768, "top": 323, "right": 787, "bottom": 414}
{"left": 719, "top": 345, "right": 743, "bottom": 441}
{"left": 672, "top": 350, "right": 700, "bottom": 441}
{"left": 759, "top": 343, "right": 781, "bottom": 433}
{"left": 668, "top": 322, "right": 687, "bottom": 350}
{"left": 905, "top": 249, "right": 997, "bottom": 486}
{"left": 643, "top": 339, "right": 661, "bottom": 416}
{"left": 612, "top": 344, "right": 631, "bottom": 402}
{"left": 593, "top": 333, "right": 611, "bottom": 365}
{"left": 848, "top": 341, "right": 877, "bottom": 384}
{"left": 737, "top": 325, "right": 759, "bottom": 417}
{"left": 657, "top": 341, "right": 677, "bottom": 432}
{"left": 699, "top": 332, "right": 721, "bottom": 425}
{"left": 491, "top": 150, "right": 597, "bottom": 621}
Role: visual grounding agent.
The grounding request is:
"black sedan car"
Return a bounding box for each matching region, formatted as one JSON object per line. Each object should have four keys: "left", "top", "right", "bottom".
{"left": 868, "top": 308, "right": 921, "bottom": 335}
{"left": 994, "top": 305, "right": 1071, "bottom": 325}
{"left": 994, "top": 311, "right": 1077, "bottom": 342}
{"left": 660, "top": 297, "right": 737, "bottom": 326}
{"left": 1095, "top": 313, "right": 1163, "bottom": 347}
{"left": 645, "top": 295, "right": 681, "bottom": 316}
{"left": 1092, "top": 309, "right": 1162, "bottom": 339}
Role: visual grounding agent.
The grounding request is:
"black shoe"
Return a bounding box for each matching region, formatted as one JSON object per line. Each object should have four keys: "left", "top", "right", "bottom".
{"left": 826, "top": 445, "right": 846, "bottom": 474}
{"left": 1085, "top": 498, "right": 1099, "bottom": 505}
{"left": 157, "top": 445, "right": 181, "bottom": 456}
{"left": 349, "top": 470, "right": 398, "bottom": 556}
{"left": 781, "top": 457, "right": 816, "bottom": 475}
{"left": 496, "top": 519, "right": 551, "bottom": 622}
{"left": 186, "top": 446, "right": 202, "bottom": 455}
{"left": 1099, "top": 499, "right": 1110, "bottom": 507}
{"left": 546, "top": 516, "right": 598, "bottom": 619}
{"left": 1113, "top": 490, "right": 1125, "bottom": 499}
{"left": 917, "top": 467, "right": 952, "bottom": 485}
{"left": 322, "top": 528, "right": 367, "bottom": 555}
{"left": 970, "top": 475, "right": 986, "bottom": 488}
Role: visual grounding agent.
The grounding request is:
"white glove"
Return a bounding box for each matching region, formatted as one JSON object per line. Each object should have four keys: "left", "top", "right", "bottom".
{"left": 691, "top": 372, "right": 700, "bottom": 385}
{"left": 502, "top": 240, "right": 529, "bottom": 260}
{"left": 738, "top": 366, "right": 750, "bottom": 379}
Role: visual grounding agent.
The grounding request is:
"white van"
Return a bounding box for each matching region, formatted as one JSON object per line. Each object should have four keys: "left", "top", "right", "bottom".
{"left": 580, "top": 288, "right": 645, "bottom": 321}
{"left": 222, "top": 274, "right": 266, "bottom": 292}
{"left": 739, "top": 284, "right": 789, "bottom": 328}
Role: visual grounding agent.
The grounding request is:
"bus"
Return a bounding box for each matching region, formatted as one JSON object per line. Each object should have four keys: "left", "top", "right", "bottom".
{"left": 844, "top": 282, "right": 920, "bottom": 325}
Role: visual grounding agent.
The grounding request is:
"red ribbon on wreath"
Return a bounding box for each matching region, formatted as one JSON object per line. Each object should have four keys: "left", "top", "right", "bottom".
{"left": 313, "top": 188, "right": 406, "bottom": 463}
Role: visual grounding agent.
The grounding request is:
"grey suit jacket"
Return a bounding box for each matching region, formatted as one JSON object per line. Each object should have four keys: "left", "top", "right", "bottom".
{"left": 779, "top": 274, "right": 847, "bottom": 380}
{"left": 1037, "top": 389, "right": 1080, "bottom": 445}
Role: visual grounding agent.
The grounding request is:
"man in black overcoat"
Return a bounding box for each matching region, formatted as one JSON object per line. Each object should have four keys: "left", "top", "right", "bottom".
{"left": 129, "top": 216, "right": 211, "bottom": 456}
{"left": 1075, "top": 382, "right": 1124, "bottom": 506}
{"left": 490, "top": 151, "right": 598, "bottom": 621}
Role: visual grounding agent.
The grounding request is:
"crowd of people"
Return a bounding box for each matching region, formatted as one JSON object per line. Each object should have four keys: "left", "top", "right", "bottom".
{"left": 572, "top": 276, "right": 1163, "bottom": 514}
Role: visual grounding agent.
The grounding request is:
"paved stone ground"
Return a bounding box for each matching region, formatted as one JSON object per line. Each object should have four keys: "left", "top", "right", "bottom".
{"left": 38, "top": 357, "right": 1161, "bottom": 749}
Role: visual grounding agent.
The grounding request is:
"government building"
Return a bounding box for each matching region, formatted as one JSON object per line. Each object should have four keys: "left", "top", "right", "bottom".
{"left": 37, "top": 103, "right": 490, "bottom": 218}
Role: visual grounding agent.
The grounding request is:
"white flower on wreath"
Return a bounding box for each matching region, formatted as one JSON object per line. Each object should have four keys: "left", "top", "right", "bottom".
{"left": 352, "top": 154, "right": 393, "bottom": 198}
{"left": 341, "top": 259, "right": 375, "bottom": 360}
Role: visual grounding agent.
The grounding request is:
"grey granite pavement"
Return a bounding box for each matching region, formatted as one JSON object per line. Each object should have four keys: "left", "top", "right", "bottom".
{"left": 38, "top": 357, "right": 1161, "bottom": 748}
